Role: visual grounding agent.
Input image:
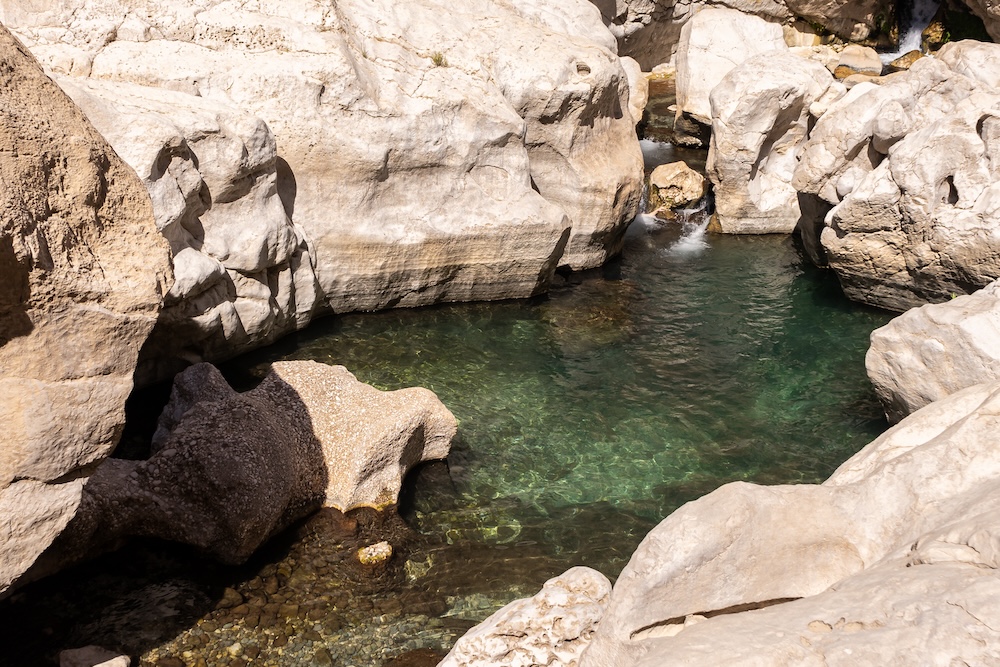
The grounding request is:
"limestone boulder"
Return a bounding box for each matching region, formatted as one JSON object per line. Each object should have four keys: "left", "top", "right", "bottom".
{"left": 54, "top": 361, "right": 456, "bottom": 565}
{"left": 648, "top": 162, "right": 706, "bottom": 213}
{"left": 707, "top": 51, "right": 841, "bottom": 233}
{"left": 590, "top": 0, "right": 884, "bottom": 70}
{"left": 6, "top": 0, "right": 642, "bottom": 318}
{"left": 793, "top": 55, "right": 1000, "bottom": 309}
{"left": 441, "top": 567, "right": 612, "bottom": 667}
{"left": 0, "top": 26, "right": 170, "bottom": 596}
{"left": 578, "top": 381, "right": 1000, "bottom": 665}
{"left": 673, "top": 8, "right": 787, "bottom": 146}
{"left": 867, "top": 279, "right": 1000, "bottom": 422}
{"left": 954, "top": 0, "right": 1000, "bottom": 42}
{"left": 53, "top": 76, "right": 323, "bottom": 383}
{"left": 60, "top": 647, "right": 130, "bottom": 667}
{"left": 833, "top": 43, "right": 883, "bottom": 79}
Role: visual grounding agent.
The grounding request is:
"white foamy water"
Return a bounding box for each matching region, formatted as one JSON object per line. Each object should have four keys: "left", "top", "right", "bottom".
{"left": 880, "top": 0, "right": 941, "bottom": 64}
{"left": 664, "top": 201, "right": 710, "bottom": 257}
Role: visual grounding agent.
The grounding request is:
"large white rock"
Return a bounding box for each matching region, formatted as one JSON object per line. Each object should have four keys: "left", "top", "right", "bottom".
{"left": 441, "top": 567, "right": 612, "bottom": 667}
{"left": 51, "top": 361, "right": 456, "bottom": 566}
{"left": 793, "top": 53, "right": 1000, "bottom": 310}
{"left": 707, "top": 51, "right": 841, "bottom": 233}
{"left": 673, "top": 8, "right": 786, "bottom": 145}
{"left": 52, "top": 76, "right": 322, "bottom": 383}
{"left": 867, "top": 279, "right": 1000, "bottom": 422}
{"left": 577, "top": 381, "right": 1000, "bottom": 665}
{"left": 0, "top": 25, "right": 171, "bottom": 596}
{"left": 5, "top": 0, "right": 642, "bottom": 323}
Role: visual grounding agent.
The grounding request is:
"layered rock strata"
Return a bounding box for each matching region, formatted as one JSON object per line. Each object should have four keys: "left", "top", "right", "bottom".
{"left": 0, "top": 25, "right": 171, "bottom": 597}
{"left": 48, "top": 361, "right": 456, "bottom": 566}
{"left": 3, "top": 1, "right": 643, "bottom": 380}
{"left": 867, "top": 279, "right": 1000, "bottom": 422}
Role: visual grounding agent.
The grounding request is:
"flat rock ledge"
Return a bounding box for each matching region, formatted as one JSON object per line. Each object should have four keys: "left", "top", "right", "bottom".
{"left": 450, "top": 381, "right": 1000, "bottom": 666}
{"left": 38, "top": 361, "right": 456, "bottom": 569}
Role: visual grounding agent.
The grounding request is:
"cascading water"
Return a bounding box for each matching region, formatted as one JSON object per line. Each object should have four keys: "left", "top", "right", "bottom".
{"left": 664, "top": 200, "right": 711, "bottom": 256}
{"left": 880, "top": 0, "right": 941, "bottom": 63}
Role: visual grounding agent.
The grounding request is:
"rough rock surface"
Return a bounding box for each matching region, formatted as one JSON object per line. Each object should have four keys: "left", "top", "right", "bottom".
{"left": 441, "top": 567, "right": 612, "bottom": 667}
{"left": 867, "top": 279, "right": 1000, "bottom": 422}
{"left": 54, "top": 76, "right": 323, "bottom": 383}
{"left": 648, "top": 161, "right": 706, "bottom": 212}
{"left": 673, "top": 8, "right": 786, "bottom": 145}
{"left": 52, "top": 361, "right": 456, "bottom": 566}
{"left": 590, "top": 0, "right": 885, "bottom": 70}
{"left": 5, "top": 0, "right": 642, "bottom": 328}
{"left": 794, "top": 48, "right": 1000, "bottom": 310}
{"left": 576, "top": 381, "right": 1000, "bottom": 665}
{"left": 707, "top": 51, "right": 842, "bottom": 233}
{"left": 0, "top": 25, "right": 170, "bottom": 596}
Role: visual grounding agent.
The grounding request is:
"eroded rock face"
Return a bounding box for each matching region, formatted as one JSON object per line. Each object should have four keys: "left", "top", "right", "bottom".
{"left": 590, "top": 0, "right": 885, "bottom": 70}
{"left": 648, "top": 161, "right": 706, "bottom": 212}
{"left": 5, "top": 0, "right": 642, "bottom": 327}
{"left": 53, "top": 76, "right": 323, "bottom": 383}
{"left": 673, "top": 8, "right": 786, "bottom": 145}
{"left": 0, "top": 25, "right": 170, "bottom": 596}
{"left": 707, "top": 51, "right": 842, "bottom": 233}
{"left": 441, "top": 567, "right": 612, "bottom": 667}
{"left": 576, "top": 381, "right": 1000, "bottom": 665}
{"left": 867, "top": 279, "right": 1000, "bottom": 422}
{"left": 55, "top": 361, "right": 456, "bottom": 566}
{"left": 793, "top": 49, "right": 1000, "bottom": 310}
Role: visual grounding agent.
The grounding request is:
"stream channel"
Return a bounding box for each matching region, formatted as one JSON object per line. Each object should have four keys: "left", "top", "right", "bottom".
{"left": 1, "top": 83, "right": 894, "bottom": 667}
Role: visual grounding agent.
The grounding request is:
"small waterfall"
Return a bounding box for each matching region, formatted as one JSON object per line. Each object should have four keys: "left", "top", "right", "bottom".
{"left": 880, "top": 0, "right": 941, "bottom": 64}
{"left": 664, "top": 200, "right": 710, "bottom": 257}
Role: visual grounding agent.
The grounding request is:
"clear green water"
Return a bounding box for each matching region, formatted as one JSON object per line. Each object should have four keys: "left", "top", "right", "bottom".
{"left": 227, "top": 222, "right": 893, "bottom": 580}
{"left": 0, "top": 219, "right": 895, "bottom": 666}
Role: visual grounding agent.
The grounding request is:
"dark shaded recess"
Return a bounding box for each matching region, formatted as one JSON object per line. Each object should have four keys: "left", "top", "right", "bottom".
{"left": 276, "top": 156, "right": 297, "bottom": 219}
{"left": 0, "top": 234, "right": 33, "bottom": 346}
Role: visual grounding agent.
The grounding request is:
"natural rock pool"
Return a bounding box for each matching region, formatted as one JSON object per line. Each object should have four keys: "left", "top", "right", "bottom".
{"left": 0, "top": 209, "right": 894, "bottom": 666}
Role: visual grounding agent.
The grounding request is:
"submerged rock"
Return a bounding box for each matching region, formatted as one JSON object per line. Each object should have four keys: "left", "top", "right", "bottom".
{"left": 0, "top": 25, "right": 171, "bottom": 597}
{"left": 54, "top": 361, "right": 456, "bottom": 565}
{"left": 867, "top": 279, "right": 1000, "bottom": 422}
{"left": 440, "top": 566, "right": 611, "bottom": 667}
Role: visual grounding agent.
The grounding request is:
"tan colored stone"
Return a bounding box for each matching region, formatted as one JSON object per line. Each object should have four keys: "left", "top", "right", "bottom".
{"left": 55, "top": 361, "right": 455, "bottom": 565}
{"left": 648, "top": 162, "right": 706, "bottom": 212}
{"left": 0, "top": 25, "right": 170, "bottom": 596}
{"left": 833, "top": 43, "right": 883, "bottom": 79}
{"left": 887, "top": 49, "right": 923, "bottom": 72}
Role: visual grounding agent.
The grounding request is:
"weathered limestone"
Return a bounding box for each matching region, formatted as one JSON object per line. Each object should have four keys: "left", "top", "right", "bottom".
{"left": 956, "top": 0, "right": 1000, "bottom": 42}
{"left": 707, "top": 51, "right": 842, "bottom": 233}
{"left": 55, "top": 361, "right": 456, "bottom": 565}
{"left": 648, "top": 161, "right": 706, "bottom": 213}
{"left": 5, "top": 0, "right": 642, "bottom": 330}
{"left": 794, "top": 52, "right": 1000, "bottom": 310}
{"left": 833, "top": 43, "right": 883, "bottom": 79}
{"left": 673, "top": 8, "right": 787, "bottom": 146}
{"left": 867, "top": 280, "right": 1000, "bottom": 422}
{"left": 0, "top": 25, "right": 170, "bottom": 596}
{"left": 577, "top": 381, "right": 1000, "bottom": 665}
{"left": 60, "top": 647, "right": 130, "bottom": 667}
{"left": 53, "top": 76, "right": 323, "bottom": 383}
{"left": 441, "top": 567, "right": 612, "bottom": 667}
{"left": 590, "top": 0, "right": 885, "bottom": 70}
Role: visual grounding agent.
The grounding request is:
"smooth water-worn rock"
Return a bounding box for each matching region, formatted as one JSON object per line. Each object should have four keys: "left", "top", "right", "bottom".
{"left": 53, "top": 76, "right": 323, "bottom": 383}
{"left": 833, "top": 43, "right": 883, "bottom": 79}
{"left": 867, "top": 280, "right": 1000, "bottom": 422}
{"left": 707, "top": 51, "right": 842, "bottom": 233}
{"left": 0, "top": 25, "right": 170, "bottom": 596}
{"left": 648, "top": 162, "right": 705, "bottom": 213}
{"left": 673, "top": 8, "right": 786, "bottom": 145}
{"left": 55, "top": 361, "right": 456, "bottom": 565}
{"left": 6, "top": 0, "right": 641, "bottom": 325}
{"left": 794, "top": 51, "right": 1000, "bottom": 310}
{"left": 441, "top": 567, "right": 611, "bottom": 667}
{"left": 59, "top": 646, "right": 130, "bottom": 667}
{"left": 576, "top": 381, "right": 1000, "bottom": 665}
